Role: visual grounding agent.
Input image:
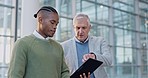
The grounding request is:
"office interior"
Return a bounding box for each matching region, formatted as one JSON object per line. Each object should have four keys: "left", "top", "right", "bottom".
{"left": 0, "top": 0, "right": 148, "bottom": 78}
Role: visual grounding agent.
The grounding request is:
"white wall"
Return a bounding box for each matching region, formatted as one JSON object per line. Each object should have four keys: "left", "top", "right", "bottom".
{"left": 21, "top": 0, "right": 40, "bottom": 37}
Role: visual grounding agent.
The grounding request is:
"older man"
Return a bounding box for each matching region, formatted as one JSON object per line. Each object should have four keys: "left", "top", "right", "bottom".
{"left": 61, "top": 13, "right": 112, "bottom": 78}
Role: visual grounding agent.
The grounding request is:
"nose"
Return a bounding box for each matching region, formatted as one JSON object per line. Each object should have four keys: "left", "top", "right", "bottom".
{"left": 78, "top": 28, "right": 83, "bottom": 34}
{"left": 53, "top": 24, "right": 57, "bottom": 29}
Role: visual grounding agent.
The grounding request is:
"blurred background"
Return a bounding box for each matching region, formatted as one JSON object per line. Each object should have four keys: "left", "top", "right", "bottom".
{"left": 0, "top": 0, "right": 148, "bottom": 78}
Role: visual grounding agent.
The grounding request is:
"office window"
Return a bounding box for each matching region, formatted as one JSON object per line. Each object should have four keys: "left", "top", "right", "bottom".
{"left": 113, "top": 0, "right": 134, "bottom": 13}
{"left": 113, "top": 10, "right": 135, "bottom": 30}
{"left": 60, "top": 17, "right": 73, "bottom": 42}
{"left": 0, "top": 6, "right": 12, "bottom": 64}
{"left": 96, "top": 5, "right": 109, "bottom": 24}
{"left": 90, "top": 24, "right": 109, "bottom": 41}
{"left": 59, "top": 0, "right": 72, "bottom": 17}
{"left": 0, "top": 0, "right": 12, "bottom": 5}
{"left": 139, "top": 2, "right": 148, "bottom": 17}
{"left": 140, "top": 17, "right": 148, "bottom": 32}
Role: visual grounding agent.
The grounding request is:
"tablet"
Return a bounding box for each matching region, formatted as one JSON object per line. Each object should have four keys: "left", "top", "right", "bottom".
{"left": 70, "top": 58, "right": 103, "bottom": 78}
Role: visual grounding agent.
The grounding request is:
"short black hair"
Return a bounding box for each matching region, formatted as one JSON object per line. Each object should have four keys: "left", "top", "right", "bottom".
{"left": 34, "top": 6, "right": 58, "bottom": 18}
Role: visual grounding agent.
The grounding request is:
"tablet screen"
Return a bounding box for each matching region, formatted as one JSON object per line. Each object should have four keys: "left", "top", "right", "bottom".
{"left": 70, "top": 58, "right": 103, "bottom": 78}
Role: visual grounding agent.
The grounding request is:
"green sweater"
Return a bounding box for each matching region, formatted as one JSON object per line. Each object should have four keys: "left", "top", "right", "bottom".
{"left": 8, "top": 34, "right": 70, "bottom": 78}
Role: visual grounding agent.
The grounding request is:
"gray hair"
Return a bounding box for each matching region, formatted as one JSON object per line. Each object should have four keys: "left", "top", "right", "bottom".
{"left": 73, "top": 13, "right": 91, "bottom": 26}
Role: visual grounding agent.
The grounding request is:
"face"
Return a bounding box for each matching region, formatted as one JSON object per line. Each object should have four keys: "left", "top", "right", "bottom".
{"left": 73, "top": 18, "right": 90, "bottom": 42}
{"left": 38, "top": 12, "right": 59, "bottom": 38}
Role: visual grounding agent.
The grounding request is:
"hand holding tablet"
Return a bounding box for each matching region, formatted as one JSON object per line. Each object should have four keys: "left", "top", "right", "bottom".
{"left": 70, "top": 58, "right": 103, "bottom": 78}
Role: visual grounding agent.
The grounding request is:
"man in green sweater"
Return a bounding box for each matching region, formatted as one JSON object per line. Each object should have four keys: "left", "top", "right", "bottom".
{"left": 8, "top": 6, "right": 70, "bottom": 78}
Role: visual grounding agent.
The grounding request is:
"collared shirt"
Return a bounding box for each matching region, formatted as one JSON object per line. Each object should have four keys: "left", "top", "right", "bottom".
{"left": 74, "top": 36, "right": 95, "bottom": 78}
{"left": 74, "top": 36, "right": 89, "bottom": 43}
{"left": 75, "top": 37, "right": 89, "bottom": 67}
{"left": 33, "top": 30, "right": 50, "bottom": 40}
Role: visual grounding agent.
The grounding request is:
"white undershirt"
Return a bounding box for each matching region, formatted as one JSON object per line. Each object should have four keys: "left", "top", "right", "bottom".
{"left": 33, "top": 30, "right": 50, "bottom": 40}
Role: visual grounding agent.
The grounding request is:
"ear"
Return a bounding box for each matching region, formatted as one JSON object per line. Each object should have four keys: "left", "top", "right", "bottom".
{"left": 38, "top": 17, "right": 42, "bottom": 24}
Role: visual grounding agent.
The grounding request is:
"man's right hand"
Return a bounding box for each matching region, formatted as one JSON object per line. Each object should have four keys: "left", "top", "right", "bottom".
{"left": 82, "top": 53, "right": 96, "bottom": 63}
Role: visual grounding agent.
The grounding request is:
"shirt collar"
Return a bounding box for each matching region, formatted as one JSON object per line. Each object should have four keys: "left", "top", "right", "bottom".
{"left": 33, "top": 30, "right": 49, "bottom": 40}
{"left": 74, "top": 36, "right": 89, "bottom": 43}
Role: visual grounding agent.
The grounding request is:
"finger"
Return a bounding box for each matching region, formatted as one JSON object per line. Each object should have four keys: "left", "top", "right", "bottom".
{"left": 85, "top": 54, "right": 90, "bottom": 60}
{"left": 83, "top": 54, "right": 88, "bottom": 61}
{"left": 88, "top": 72, "right": 90, "bottom": 78}
{"left": 83, "top": 73, "right": 86, "bottom": 78}
{"left": 83, "top": 54, "right": 92, "bottom": 63}
{"left": 88, "top": 54, "right": 92, "bottom": 58}
{"left": 82, "top": 59, "right": 85, "bottom": 63}
{"left": 80, "top": 74, "right": 82, "bottom": 78}
{"left": 89, "top": 54, "right": 95, "bottom": 59}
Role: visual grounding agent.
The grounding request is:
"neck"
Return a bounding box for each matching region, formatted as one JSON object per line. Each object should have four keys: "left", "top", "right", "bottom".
{"left": 76, "top": 36, "right": 89, "bottom": 43}
{"left": 36, "top": 30, "right": 47, "bottom": 38}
